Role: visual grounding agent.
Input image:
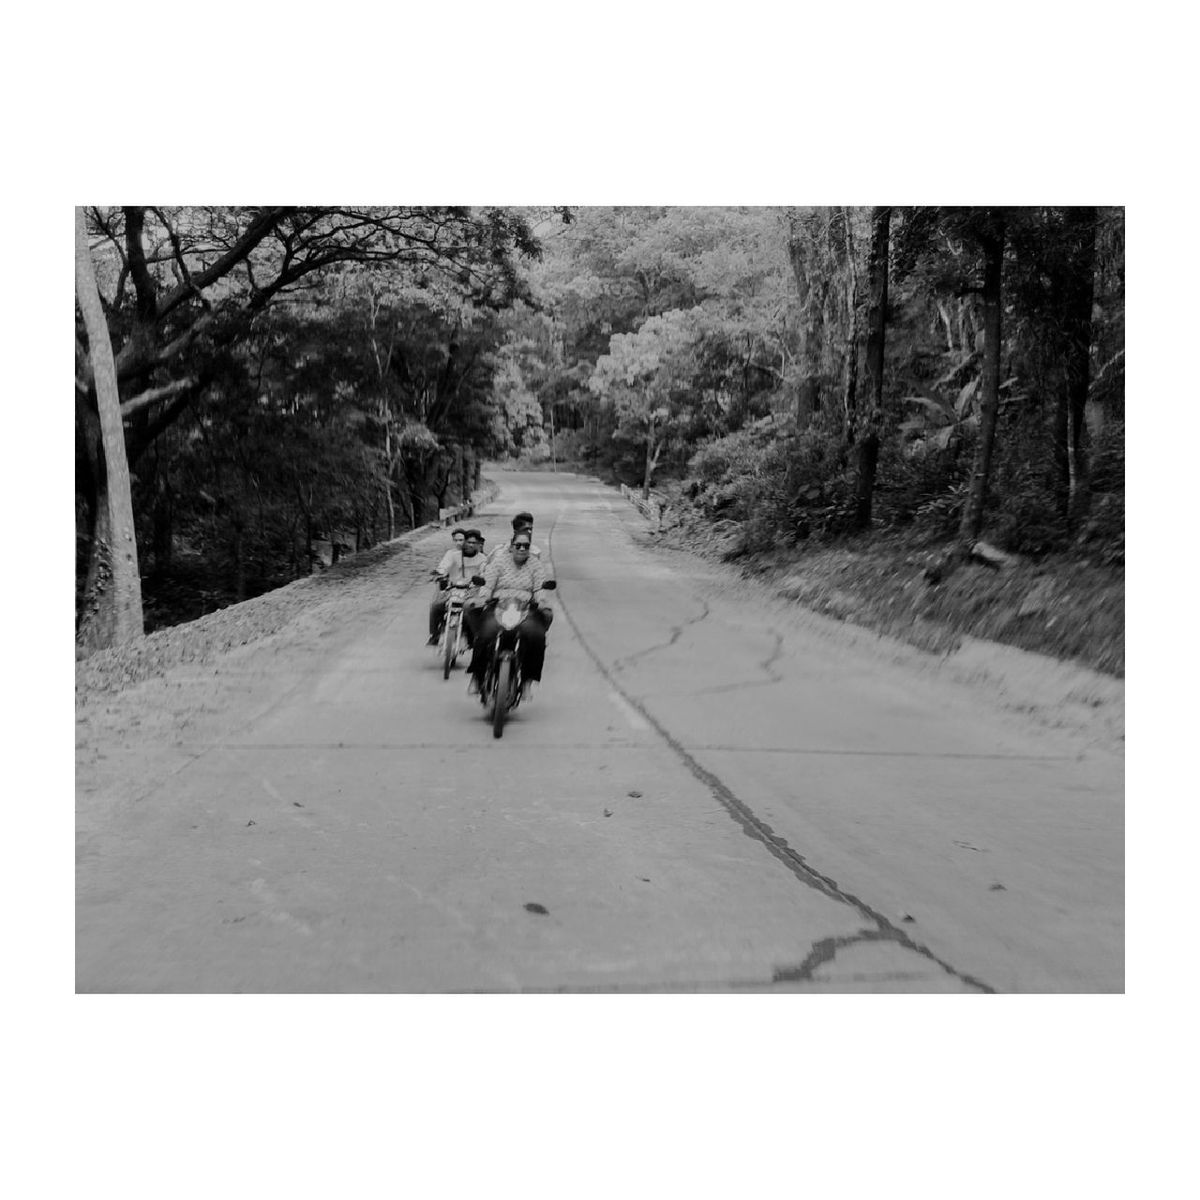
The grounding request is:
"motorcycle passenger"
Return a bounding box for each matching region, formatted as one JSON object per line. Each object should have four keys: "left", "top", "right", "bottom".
{"left": 428, "top": 528, "right": 487, "bottom": 646}
{"left": 467, "top": 531, "right": 553, "bottom": 699}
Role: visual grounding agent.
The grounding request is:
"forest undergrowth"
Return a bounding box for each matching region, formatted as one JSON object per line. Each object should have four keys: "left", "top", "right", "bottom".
{"left": 517, "top": 452, "right": 1122, "bottom": 679}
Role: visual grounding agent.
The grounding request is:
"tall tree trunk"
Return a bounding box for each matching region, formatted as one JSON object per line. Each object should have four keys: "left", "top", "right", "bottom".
{"left": 787, "top": 208, "right": 827, "bottom": 428}
{"left": 463, "top": 445, "right": 475, "bottom": 505}
{"left": 384, "top": 476, "right": 396, "bottom": 540}
{"left": 75, "top": 207, "right": 144, "bottom": 652}
{"left": 841, "top": 207, "right": 860, "bottom": 446}
{"left": 289, "top": 511, "right": 300, "bottom": 578}
{"left": 796, "top": 378, "right": 819, "bottom": 425}
{"left": 453, "top": 442, "right": 465, "bottom": 505}
{"left": 958, "top": 220, "right": 1006, "bottom": 544}
{"left": 380, "top": 399, "right": 396, "bottom": 540}
{"left": 231, "top": 513, "right": 247, "bottom": 600}
{"left": 638, "top": 417, "right": 667, "bottom": 501}
{"left": 853, "top": 206, "right": 891, "bottom": 531}
{"left": 1064, "top": 206, "right": 1097, "bottom": 527}
{"left": 152, "top": 472, "right": 173, "bottom": 573}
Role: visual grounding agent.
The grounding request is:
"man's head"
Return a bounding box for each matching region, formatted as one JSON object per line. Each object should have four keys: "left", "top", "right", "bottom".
{"left": 462, "top": 529, "right": 484, "bottom": 556}
{"left": 511, "top": 531, "right": 532, "bottom": 562}
{"left": 512, "top": 512, "right": 534, "bottom": 536}
{"left": 451, "top": 528, "right": 465, "bottom": 549}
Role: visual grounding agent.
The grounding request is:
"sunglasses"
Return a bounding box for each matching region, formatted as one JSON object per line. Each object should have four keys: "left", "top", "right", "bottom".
{"left": 513, "top": 543, "right": 531, "bottom": 551}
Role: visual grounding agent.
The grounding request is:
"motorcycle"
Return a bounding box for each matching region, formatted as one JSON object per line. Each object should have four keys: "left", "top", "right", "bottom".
{"left": 473, "top": 577, "right": 556, "bottom": 738}
{"left": 436, "top": 577, "right": 472, "bottom": 680}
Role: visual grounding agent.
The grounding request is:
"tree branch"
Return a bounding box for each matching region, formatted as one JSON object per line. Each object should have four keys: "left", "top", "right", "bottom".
{"left": 120, "top": 377, "right": 196, "bottom": 418}
{"left": 152, "top": 206, "right": 295, "bottom": 325}
{"left": 123, "top": 206, "right": 158, "bottom": 321}
{"left": 152, "top": 207, "right": 212, "bottom": 313}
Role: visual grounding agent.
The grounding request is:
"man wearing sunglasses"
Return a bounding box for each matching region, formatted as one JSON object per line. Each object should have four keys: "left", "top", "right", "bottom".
{"left": 466, "top": 530, "right": 553, "bottom": 700}
{"left": 486, "top": 512, "right": 542, "bottom": 563}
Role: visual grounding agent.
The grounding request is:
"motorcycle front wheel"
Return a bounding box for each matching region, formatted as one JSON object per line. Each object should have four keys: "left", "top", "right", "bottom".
{"left": 492, "top": 656, "right": 512, "bottom": 738}
{"left": 443, "top": 615, "right": 459, "bottom": 679}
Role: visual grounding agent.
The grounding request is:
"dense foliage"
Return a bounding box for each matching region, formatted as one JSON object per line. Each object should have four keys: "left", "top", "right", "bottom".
{"left": 75, "top": 205, "right": 1123, "bottom": 648}
{"left": 75, "top": 207, "right": 557, "bottom": 640}
{"left": 514, "top": 206, "right": 1123, "bottom": 562}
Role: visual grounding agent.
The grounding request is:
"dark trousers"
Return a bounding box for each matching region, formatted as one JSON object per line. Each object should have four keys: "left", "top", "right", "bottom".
{"left": 429, "top": 597, "right": 447, "bottom": 638}
{"left": 467, "top": 607, "right": 549, "bottom": 683}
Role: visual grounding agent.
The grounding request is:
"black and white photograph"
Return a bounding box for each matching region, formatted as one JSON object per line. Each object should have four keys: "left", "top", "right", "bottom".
{"left": 74, "top": 203, "right": 1124, "bottom": 995}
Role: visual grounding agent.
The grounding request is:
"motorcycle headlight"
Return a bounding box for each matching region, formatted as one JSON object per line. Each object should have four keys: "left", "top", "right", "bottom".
{"left": 499, "top": 606, "right": 523, "bottom": 630}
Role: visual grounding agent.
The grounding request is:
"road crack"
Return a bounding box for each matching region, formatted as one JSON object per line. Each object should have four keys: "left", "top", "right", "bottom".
{"left": 612, "top": 598, "right": 711, "bottom": 673}
{"left": 694, "top": 629, "right": 785, "bottom": 695}
{"left": 548, "top": 520, "right": 995, "bottom": 995}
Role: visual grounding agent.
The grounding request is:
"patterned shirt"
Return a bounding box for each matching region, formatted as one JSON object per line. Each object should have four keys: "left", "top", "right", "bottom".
{"left": 480, "top": 553, "right": 551, "bottom": 610}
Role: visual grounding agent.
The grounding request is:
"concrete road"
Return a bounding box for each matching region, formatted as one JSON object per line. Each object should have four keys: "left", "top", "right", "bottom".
{"left": 76, "top": 471, "right": 1123, "bottom": 992}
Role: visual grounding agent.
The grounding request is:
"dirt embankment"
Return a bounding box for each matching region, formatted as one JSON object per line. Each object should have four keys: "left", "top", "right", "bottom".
{"left": 77, "top": 481, "right": 502, "bottom": 705}
{"left": 647, "top": 505, "right": 1123, "bottom": 680}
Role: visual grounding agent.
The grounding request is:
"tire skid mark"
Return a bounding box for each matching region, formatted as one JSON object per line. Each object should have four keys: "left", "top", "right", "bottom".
{"left": 547, "top": 519, "right": 995, "bottom": 996}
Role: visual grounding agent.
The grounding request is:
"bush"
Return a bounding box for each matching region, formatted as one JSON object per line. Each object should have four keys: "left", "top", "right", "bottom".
{"left": 875, "top": 436, "right": 970, "bottom": 528}
{"left": 912, "top": 481, "right": 969, "bottom": 535}
{"left": 1090, "top": 418, "right": 1124, "bottom": 494}
{"left": 1075, "top": 491, "right": 1124, "bottom": 566}
{"left": 991, "top": 485, "right": 1070, "bottom": 557}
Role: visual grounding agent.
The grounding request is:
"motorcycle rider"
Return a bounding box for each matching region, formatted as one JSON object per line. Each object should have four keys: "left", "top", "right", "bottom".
{"left": 486, "top": 512, "right": 555, "bottom": 584}
{"left": 428, "top": 528, "right": 487, "bottom": 646}
{"left": 466, "top": 530, "right": 553, "bottom": 700}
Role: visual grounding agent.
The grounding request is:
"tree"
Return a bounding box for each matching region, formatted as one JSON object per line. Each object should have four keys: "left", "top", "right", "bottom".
{"left": 588, "top": 309, "right": 701, "bottom": 497}
{"left": 75, "top": 206, "right": 541, "bottom": 649}
{"left": 959, "top": 213, "right": 1006, "bottom": 543}
{"left": 853, "top": 206, "right": 892, "bottom": 530}
{"left": 786, "top": 207, "right": 859, "bottom": 426}
{"left": 75, "top": 207, "right": 143, "bottom": 650}
{"left": 1061, "top": 206, "right": 1097, "bottom": 525}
